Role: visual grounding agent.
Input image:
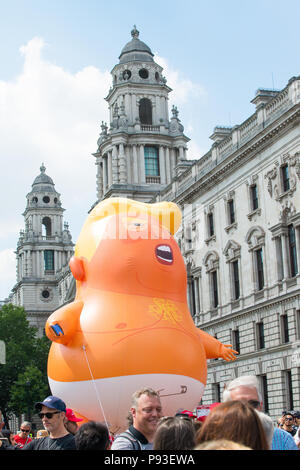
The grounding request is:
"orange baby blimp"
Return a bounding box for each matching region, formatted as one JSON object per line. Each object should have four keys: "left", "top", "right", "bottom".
{"left": 46, "top": 198, "right": 237, "bottom": 431}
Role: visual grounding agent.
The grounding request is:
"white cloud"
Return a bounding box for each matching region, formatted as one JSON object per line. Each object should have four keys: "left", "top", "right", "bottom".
{"left": 0, "top": 249, "right": 16, "bottom": 300}
{"left": 0, "top": 37, "right": 113, "bottom": 299}
{"left": 154, "top": 54, "right": 206, "bottom": 105}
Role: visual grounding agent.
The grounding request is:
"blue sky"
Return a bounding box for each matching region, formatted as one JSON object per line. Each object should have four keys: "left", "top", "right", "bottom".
{"left": 1, "top": 0, "right": 300, "bottom": 299}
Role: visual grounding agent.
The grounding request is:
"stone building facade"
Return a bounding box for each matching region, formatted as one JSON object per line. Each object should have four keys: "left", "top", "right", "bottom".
{"left": 158, "top": 80, "right": 300, "bottom": 417}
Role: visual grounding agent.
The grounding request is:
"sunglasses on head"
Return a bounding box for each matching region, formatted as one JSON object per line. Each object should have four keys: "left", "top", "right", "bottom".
{"left": 38, "top": 411, "right": 61, "bottom": 419}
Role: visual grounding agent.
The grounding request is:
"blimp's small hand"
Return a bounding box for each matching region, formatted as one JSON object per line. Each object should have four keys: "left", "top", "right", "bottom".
{"left": 220, "top": 344, "right": 238, "bottom": 361}
{"left": 50, "top": 323, "right": 64, "bottom": 337}
{"left": 45, "top": 300, "right": 83, "bottom": 345}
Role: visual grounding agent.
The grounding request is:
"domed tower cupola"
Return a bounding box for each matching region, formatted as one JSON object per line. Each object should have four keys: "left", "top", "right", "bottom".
{"left": 119, "top": 25, "right": 154, "bottom": 65}
{"left": 93, "top": 27, "right": 190, "bottom": 204}
{"left": 26, "top": 163, "right": 62, "bottom": 211}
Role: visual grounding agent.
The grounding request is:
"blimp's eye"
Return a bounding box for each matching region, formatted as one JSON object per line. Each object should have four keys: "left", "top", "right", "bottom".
{"left": 134, "top": 223, "right": 142, "bottom": 227}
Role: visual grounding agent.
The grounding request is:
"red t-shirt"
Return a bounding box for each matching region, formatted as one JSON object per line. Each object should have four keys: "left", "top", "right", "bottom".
{"left": 13, "top": 434, "right": 32, "bottom": 448}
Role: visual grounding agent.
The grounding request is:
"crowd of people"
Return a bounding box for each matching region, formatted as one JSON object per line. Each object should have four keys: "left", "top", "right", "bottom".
{"left": 0, "top": 375, "right": 299, "bottom": 451}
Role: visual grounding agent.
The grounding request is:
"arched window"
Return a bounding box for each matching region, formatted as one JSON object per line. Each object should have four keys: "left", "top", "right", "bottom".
{"left": 42, "top": 217, "right": 52, "bottom": 237}
{"left": 139, "top": 98, "right": 152, "bottom": 125}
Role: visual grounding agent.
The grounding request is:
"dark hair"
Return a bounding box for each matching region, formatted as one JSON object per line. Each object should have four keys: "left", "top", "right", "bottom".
{"left": 1, "top": 429, "right": 12, "bottom": 439}
{"left": 153, "top": 416, "right": 196, "bottom": 450}
{"left": 75, "top": 421, "right": 110, "bottom": 450}
{"left": 196, "top": 401, "right": 269, "bottom": 451}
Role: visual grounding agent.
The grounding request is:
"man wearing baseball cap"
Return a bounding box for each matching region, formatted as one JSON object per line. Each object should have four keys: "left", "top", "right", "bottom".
{"left": 22, "top": 395, "right": 76, "bottom": 450}
{"left": 64, "top": 408, "right": 83, "bottom": 435}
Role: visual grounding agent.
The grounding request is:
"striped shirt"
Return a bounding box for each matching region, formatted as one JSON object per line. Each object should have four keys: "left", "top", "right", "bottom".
{"left": 272, "top": 427, "right": 298, "bottom": 450}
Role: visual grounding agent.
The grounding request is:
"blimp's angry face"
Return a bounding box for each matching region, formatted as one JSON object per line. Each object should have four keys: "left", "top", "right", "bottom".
{"left": 84, "top": 213, "right": 187, "bottom": 302}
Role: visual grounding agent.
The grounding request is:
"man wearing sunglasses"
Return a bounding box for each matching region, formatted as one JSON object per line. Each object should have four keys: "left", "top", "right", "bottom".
{"left": 22, "top": 396, "right": 76, "bottom": 450}
{"left": 222, "top": 375, "right": 298, "bottom": 450}
{"left": 282, "top": 412, "right": 297, "bottom": 437}
{"left": 13, "top": 421, "right": 32, "bottom": 448}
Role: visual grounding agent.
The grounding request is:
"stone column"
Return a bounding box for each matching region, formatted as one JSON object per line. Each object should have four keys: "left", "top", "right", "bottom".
{"left": 132, "top": 95, "right": 137, "bottom": 122}
{"left": 119, "top": 143, "right": 127, "bottom": 183}
{"left": 35, "top": 250, "right": 39, "bottom": 277}
{"left": 107, "top": 151, "right": 112, "bottom": 187}
{"left": 132, "top": 145, "right": 139, "bottom": 183}
{"left": 54, "top": 251, "right": 58, "bottom": 273}
{"left": 28, "top": 250, "right": 32, "bottom": 277}
{"left": 155, "top": 95, "right": 160, "bottom": 124}
{"left": 159, "top": 96, "right": 165, "bottom": 120}
{"left": 165, "top": 147, "right": 171, "bottom": 184}
{"left": 139, "top": 144, "right": 146, "bottom": 183}
{"left": 102, "top": 156, "right": 107, "bottom": 193}
{"left": 179, "top": 146, "right": 184, "bottom": 161}
{"left": 125, "top": 146, "right": 131, "bottom": 184}
{"left": 96, "top": 159, "right": 103, "bottom": 199}
{"left": 159, "top": 146, "right": 166, "bottom": 184}
{"left": 170, "top": 148, "right": 176, "bottom": 178}
{"left": 187, "top": 279, "right": 192, "bottom": 313}
{"left": 125, "top": 93, "right": 131, "bottom": 122}
{"left": 112, "top": 145, "right": 119, "bottom": 184}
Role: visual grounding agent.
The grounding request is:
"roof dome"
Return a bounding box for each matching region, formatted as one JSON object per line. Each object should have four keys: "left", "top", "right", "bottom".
{"left": 32, "top": 163, "right": 55, "bottom": 188}
{"left": 119, "top": 26, "right": 154, "bottom": 64}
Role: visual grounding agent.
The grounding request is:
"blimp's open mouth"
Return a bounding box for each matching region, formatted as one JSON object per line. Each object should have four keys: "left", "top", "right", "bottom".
{"left": 155, "top": 244, "right": 173, "bottom": 265}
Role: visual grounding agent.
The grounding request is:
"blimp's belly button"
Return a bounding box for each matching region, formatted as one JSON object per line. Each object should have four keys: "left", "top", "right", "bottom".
{"left": 115, "top": 322, "right": 127, "bottom": 329}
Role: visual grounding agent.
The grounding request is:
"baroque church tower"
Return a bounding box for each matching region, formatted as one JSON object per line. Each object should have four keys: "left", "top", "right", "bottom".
{"left": 93, "top": 26, "right": 190, "bottom": 203}
{"left": 11, "top": 164, "right": 74, "bottom": 335}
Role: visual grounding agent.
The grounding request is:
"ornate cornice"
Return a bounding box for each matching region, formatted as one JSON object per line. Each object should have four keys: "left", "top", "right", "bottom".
{"left": 197, "top": 291, "right": 300, "bottom": 329}
{"left": 173, "top": 107, "right": 300, "bottom": 205}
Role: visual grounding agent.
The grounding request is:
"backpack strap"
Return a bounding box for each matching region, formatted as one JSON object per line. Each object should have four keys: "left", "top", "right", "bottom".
{"left": 118, "top": 431, "right": 141, "bottom": 450}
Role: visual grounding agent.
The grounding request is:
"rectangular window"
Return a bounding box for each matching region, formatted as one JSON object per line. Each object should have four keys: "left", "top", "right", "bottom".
{"left": 250, "top": 184, "right": 259, "bottom": 211}
{"left": 261, "top": 375, "right": 269, "bottom": 414}
{"left": 232, "top": 329, "right": 240, "bottom": 354}
{"left": 144, "top": 146, "right": 159, "bottom": 176}
{"left": 255, "top": 248, "right": 264, "bottom": 290}
{"left": 285, "top": 370, "right": 294, "bottom": 411}
{"left": 228, "top": 199, "right": 235, "bottom": 224}
{"left": 232, "top": 260, "right": 240, "bottom": 300}
{"left": 212, "top": 383, "right": 221, "bottom": 402}
{"left": 281, "top": 314, "right": 289, "bottom": 343}
{"left": 190, "top": 278, "right": 196, "bottom": 316}
{"left": 257, "top": 322, "right": 265, "bottom": 349}
{"left": 288, "top": 225, "right": 298, "bottom": 277}
{"left": 211, "top": 270, "right": 219, "bottom": 308}
{"left": 281, "top": 164, "right": 290, "bottom": 192}
{"left": 208, "top": 213, "right": 214, "bottom": 237}
{"left": 44, "top": 250, "right": 54, "bottom": 271}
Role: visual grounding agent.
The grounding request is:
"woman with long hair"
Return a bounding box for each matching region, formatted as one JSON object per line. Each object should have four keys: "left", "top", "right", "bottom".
{"left": 196, "top": 400, "right": 269, "bottom": 450}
